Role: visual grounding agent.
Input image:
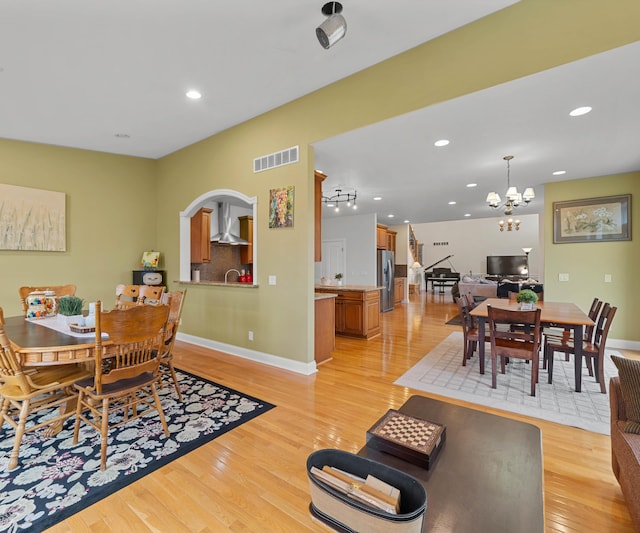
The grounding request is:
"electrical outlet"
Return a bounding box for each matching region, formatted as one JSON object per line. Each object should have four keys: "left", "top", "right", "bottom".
{"left": 268, "top": 275, "right": 277, "bottom": 285}
{"left": 248, "top": 331, "right": 254, "bottom": 341}
{"left": 559, "top": 273, "right": 570, "bottom": 282}
{"left": 604, "top": 274, "right": 612, "bottom": 283}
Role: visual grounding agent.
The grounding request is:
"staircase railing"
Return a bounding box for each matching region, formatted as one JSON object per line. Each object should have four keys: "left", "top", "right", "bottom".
{"left": 409, "top": 225, "right": 420, "bottom": 265}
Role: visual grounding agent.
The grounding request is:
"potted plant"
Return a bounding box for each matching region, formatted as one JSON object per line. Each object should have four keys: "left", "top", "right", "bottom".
{"left": 334, "top": 273, "right": 343, "bottom": 286}
{"left": 516, "top": 289, "right": 538, "bottom": 310}
{"left": 56, "top": 295, "right": 85, "bottom": 324}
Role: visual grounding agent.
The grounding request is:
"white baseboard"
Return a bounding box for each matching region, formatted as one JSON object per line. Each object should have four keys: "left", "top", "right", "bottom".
{"left": 175, "top": 332, "right": 318, "bottom": 375}
{"left": 608, "top": 338, "right": 640, "bottom": 351}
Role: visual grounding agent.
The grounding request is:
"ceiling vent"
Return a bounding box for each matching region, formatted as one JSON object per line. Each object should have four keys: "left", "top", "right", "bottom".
{"left": 253, "top": 146, "right": 298, "bottom": 173}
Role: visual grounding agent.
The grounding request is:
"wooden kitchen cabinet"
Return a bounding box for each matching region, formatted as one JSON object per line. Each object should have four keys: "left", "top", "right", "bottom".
{"left": 376, "top": 224, "right": 388, "bottom": 249}
{"left": 239, "top": 215, "right": 253, "bottom": 264}
{"left": 315, "top": 171, "right": 326, "bottom": 262}
{"left": 190, "top": 207, "right": 212, "bottom": 263}
{"left": 387, "top": 230, "right": 397, "bottom": 254}
{"left": 394, "top": 277, "right": 405, "bottom": 305}
{"left": 315, "top": 287, "right": 381, "bottom": 339}
{"left": 315, "top": 294, "right": 336, "bottom": 364}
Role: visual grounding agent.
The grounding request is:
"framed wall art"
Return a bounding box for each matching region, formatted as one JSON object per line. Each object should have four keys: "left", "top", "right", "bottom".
{"left": 553, "top": 194, "right": 631, "bottom": 243}
{"left": 0, "top": 184, "right": 66, "bottom": 251}
{"left": 269, "top": 185, "right": 294, "bottom": 228}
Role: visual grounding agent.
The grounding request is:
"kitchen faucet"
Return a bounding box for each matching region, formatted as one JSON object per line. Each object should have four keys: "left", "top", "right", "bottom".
{"left": 224, "top": 269, "right": 241, "bottom": 284}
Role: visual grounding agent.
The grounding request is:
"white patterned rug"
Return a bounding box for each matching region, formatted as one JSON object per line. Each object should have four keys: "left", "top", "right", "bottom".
{"left": 394, "top": 332, "right": 620, "bottom": 435}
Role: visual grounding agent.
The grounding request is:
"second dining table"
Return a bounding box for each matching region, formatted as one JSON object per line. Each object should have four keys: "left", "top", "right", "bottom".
{"left": 469, "top": 298, "right": 596, "bottom": 392}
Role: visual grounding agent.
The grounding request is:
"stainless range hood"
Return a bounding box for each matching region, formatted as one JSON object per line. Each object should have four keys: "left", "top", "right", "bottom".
{"left": 210, "top": 202, "right": 248, "bottom": 245}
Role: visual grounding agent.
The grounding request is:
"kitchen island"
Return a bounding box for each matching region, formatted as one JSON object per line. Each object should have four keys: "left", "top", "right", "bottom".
{"left": 315, "top": 285, "right": 382, "bottom": 339}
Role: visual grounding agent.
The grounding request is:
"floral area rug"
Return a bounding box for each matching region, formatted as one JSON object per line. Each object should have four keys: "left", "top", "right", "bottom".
{"left": 0, "top": 369, "right": 275, "bottom": 532}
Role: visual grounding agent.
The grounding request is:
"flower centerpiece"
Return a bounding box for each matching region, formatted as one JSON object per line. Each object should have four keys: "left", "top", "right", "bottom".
{"left": 56, "top": 295, "right": 85, "bottom": 325}
{"left": 516, "top": 289, "right": 538, "bottom": 310}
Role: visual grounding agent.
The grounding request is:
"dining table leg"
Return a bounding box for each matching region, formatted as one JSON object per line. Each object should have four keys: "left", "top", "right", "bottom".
{"left": 573, "top": 325, "right": 583, "bottom": 392}
{"left": 477, "top": 317, "right": 486, "bottom": 374}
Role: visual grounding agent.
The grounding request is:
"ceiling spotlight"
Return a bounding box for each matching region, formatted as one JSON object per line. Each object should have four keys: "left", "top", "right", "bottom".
{"left": 569, "top": 106, "right": 592, "bottom": 117}
{"left": 316, "top": 2, "right": 346, "bottom": 49}
{"left": 186, "top": 90, "right": 202, "bottom": 100}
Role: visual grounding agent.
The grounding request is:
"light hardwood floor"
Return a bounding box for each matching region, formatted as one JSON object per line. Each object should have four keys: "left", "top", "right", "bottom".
{"left": 47, "top": 291, "right": 635, "bottom": 532}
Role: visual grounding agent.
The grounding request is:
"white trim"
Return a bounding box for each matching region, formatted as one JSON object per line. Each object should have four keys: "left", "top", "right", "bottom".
{"left": 607, "top": 338, "right": 640, "bottom": 351}
{"left": 176, "top": 332, "right": 317, "bottom": 375}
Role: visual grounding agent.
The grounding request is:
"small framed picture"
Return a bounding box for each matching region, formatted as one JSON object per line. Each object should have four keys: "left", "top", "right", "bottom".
{"left": 269, "top": 186, "right": 294, "bottom": 228}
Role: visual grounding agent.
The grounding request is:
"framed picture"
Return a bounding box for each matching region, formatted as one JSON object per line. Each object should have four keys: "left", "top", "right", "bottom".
{"left": 0, "top": 184, "right": 66, "bottom": 251}
{"left": 553, "top": 194, "right": 631, "bottom": 243}
{"left": 269, "top": 185, "right": 294, "bottom": 228}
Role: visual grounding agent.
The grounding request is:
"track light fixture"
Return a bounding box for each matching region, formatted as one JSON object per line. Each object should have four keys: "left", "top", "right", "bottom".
{"left": 316, "top": 2, "right": 347, "bottom": 49}
{"left": 323, "top": 186, "right": 357, "bottom": 213}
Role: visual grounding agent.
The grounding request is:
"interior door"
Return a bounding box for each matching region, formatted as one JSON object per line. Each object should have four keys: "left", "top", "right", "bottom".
{"left": 322, "top": 239, "right": 346, "bottom": 282}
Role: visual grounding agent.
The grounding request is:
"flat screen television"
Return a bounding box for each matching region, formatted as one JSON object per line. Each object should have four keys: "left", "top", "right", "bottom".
{"left": 486, "top": 255, "right": 527, "bottom": 277}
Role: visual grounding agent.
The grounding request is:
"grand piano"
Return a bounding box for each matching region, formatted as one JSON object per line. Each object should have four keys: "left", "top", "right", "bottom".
{"left": 424, "top": 254, "right": 460, "bottom": 293}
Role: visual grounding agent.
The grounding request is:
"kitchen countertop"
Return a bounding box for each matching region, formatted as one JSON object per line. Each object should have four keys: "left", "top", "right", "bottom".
{"left": 315, "top": 292, "right": 337, "bottom": 300}
{"left": 177, "top": 280, "right": 258, "bottom": 288}
{"left": 315, "top": 285, "right": 383, "bottom": 292}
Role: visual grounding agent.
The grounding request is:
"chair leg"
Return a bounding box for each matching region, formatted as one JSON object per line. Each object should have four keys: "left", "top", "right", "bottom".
{"left": 531, "top": 353, "right": 539, "bottom": 396}
{"left": 546, "top": 345, "right": 554, "bottom": 384}
{"left": 151, "top": 383, "right": 170, "bottom": 437}
{"left": 461, "top": 340, "right": 468, "bottom": 366}
{"left": 596, "top": 355, "right": 607, "bottom": 394}
{"left": 8, "top": 400, "right": 30, "bottom": 470}
{"left": 166, "top": 361, "right": 183, "bottom": 402}
{"left": 100, "top": 398, "right": 110, "bottom": 471}
{"left": 491, "top": 353, "right": 498, "bottom": 389}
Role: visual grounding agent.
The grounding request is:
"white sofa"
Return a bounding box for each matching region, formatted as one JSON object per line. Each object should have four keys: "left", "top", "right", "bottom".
{"left": 456, "top": 277, "right": 498, "bottom": 300}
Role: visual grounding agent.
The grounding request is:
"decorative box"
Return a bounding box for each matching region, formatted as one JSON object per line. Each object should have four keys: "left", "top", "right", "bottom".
{"left": 307, "top": 448, "right": 426, "bottom": 533}
{"left": 366, "top": 410, "right": 446, "bottom": 470}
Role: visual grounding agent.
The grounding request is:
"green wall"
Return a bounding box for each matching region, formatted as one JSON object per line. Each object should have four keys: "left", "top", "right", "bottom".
{"left": 2, "top": 0, "right": 639, "bottom": 363}
{"left": 0, "top": 139, "right": 157, "bottom": 316}
{"left": 544, "top": 172, "right": 639, "bottom": 342}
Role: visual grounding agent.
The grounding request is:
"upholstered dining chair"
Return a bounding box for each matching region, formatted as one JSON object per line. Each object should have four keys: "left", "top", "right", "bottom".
{"left": 19, "top": 284, "right": 76, "bottom": 317}
{"left": 72, "top": 300, "right": 170, "bottom": 470}
{"left": 158, "top": 290, "right": 187, "bottom": 401}
{"left": 0, "top": 309, "right": 90, "bottom": 470}
{"left": 545, "top": 302, "right": 617, "bottom": 394}
{"left": 488, "top": 305, "right": 542, "bottom": 397}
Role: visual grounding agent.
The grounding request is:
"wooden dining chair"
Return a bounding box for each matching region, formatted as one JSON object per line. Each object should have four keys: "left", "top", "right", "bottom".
{"left": 0, "top": 308, "right": 90, "bottom": 470}
{"left": 488, "top": 305, "right": 542, "bottom": 397}
{"left": 72, "top": 300, "right": 171, "bottom": 470}
{"left": 545, "top": 303, "right": 617, "bottom": 394}
{"left": 138, "top": 284, "right": 166, "bottom": 305}
{"left": 455, "top": 297, "right": 479, "bottom": 366}
{"left": 114, "top": 284, "right": 140, "bottom": 309}
{"left": 19, "top": 284, "right": 77, "bottom": 317}
{"left": 158, "top": 290, "right": 187, "bottom": 401}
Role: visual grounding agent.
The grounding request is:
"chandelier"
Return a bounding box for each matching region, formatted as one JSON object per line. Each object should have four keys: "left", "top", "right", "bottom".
{"left": 486, "top": 156, "right": 535, "bottom": 227}
{"left": 323, "top": 186, "right": 357, "bottom": 212}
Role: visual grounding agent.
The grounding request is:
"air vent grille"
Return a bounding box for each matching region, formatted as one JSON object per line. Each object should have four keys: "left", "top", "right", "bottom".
{"left": 253, "top": 146, "right": 299, "bottom": 173}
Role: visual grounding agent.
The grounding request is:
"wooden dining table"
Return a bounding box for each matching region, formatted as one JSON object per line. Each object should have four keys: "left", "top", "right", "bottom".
{"left": 469, "top": 298, "right": 595, "bottom": 392}
{"left": 4, "top": 314, "right": 99, "bottom": 367}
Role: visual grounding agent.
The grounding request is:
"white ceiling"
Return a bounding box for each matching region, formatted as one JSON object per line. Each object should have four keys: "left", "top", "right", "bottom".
{"left": 1, "top": 1, "right": 638, "bottom": 225}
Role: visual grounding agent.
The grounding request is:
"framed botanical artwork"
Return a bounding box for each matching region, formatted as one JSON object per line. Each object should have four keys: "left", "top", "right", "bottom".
{"left": 269, "top": 185, "right": 294, "bottom": 228}
{"left": 0, "top": 184, "right": 66, "bottom": 251}
{"left": 553, "top": 194, "right": 631, "bottom": 243}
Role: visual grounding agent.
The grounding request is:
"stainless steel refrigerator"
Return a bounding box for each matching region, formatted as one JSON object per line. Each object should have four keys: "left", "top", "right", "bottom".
{"left": 377, "top": 249, "right": 395, "bottom": 312}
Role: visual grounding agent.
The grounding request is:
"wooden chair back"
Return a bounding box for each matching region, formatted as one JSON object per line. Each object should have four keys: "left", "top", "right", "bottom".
{"left": 590, "top": 303, "right": 616, "bottom": 354}
{"left": 0, "top": 315, "right": 31, "bottom": 395}
{"left": 138, "top": 285, "right": 166, "bottom": 305}
{"left": 585, "top": 298, "right": 603, "bottom": 342}
{"left": 488, "top": 306, "right": 542, "bottom": 357}
{"left": 93, "top": 300, "right": 169, "bottom": 394}
{"left": 19, "top": 284, "right": 76, "bottom": 316}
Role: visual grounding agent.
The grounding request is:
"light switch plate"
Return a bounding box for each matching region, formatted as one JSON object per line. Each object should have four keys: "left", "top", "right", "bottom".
{"left": 604, "top": 274, "right": 612, "bottom": 283}
{"left": 559, "top": 273, "right": 570, "bottom": 282}
{"left": 268, "top": 275, "right": 277, "bottom": 285}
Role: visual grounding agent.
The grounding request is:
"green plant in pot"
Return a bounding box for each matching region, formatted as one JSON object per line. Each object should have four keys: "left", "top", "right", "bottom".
{"left": 56, "top": 295, "right": 85, "bottom": 323}
{"left": 334, "top": 273, "right": 343, "bottom": 285}
{"left": 516, "top": 289, "right": 538, "bottom": 310}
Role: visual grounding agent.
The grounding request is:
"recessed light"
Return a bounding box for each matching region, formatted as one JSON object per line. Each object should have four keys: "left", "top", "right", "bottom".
{"left": 569, "top": 106, "right": 592, "bottom": 117}
{"left": 464, "top": 213, "right": 471, "bottom": 217}
{"left": 114, "top": 133, "right": 130, "bottom": 138}
{"left": 448, "top": 201, "right": 456, "bottom": 205}
{"left": 553, "top": 170, "right": 566, "bottom": 175}
{"left": 434, "top": 139, "right": 450, "bottom": 147}
{"left": 373, "top": 196, "right": 382, "bottom": 201}
{"left": 466, "top": 183, "right": 477, "bottom": 188}
{"left": 186, "top": 90, "right": 202, "bottom": 100}
{"left": 403, "top": 220, "right": 410, "bottom": 224}
{"left": 387, "top": 214, "right": 395, "bottom": 218}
